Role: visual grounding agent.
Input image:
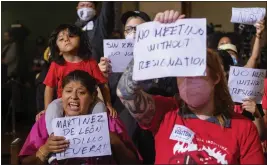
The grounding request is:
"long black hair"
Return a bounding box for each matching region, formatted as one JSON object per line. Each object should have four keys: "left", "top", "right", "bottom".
{"left": 49, "top": 24, "right": 92, "bottom": 65}
{"left": 62, "top": 70, "right": 97, "bottom": 95}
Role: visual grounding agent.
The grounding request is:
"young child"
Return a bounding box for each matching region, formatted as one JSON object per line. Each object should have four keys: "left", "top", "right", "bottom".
{"left": 36, "top": 24, "right": 116, "bottom": 121}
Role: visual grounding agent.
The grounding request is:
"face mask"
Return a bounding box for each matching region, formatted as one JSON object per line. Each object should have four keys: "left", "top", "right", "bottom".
{"left": 125, "top": 32, "right": 135, "bottom": 40}
{"left": 77, "top": 8, "right": 96, "bottom": 21}
{"left": 231, "top": 55, "right": 238, "bottom": 65}
{"left": 178, "top": 78, "right": 212, "bottom": 108}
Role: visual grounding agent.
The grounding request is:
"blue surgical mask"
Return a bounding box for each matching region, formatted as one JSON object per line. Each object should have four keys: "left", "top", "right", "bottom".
{"left": 231, "top": 55, "right": 238, "bottom": 65}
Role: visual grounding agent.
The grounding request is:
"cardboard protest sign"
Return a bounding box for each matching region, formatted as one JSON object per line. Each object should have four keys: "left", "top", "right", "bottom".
{"left": 132, "top": 19, "right": 207, "bottom": 81}
{"left": 52, "top": 112, "right": 111, "bottom": 160}
{"left": 228, "top": 66, "right": 266, "bottom": 104}
{"left": 104, "top": 39, "right": 134, "bottom": 72}
{"left": 231, "top": 8, "right": 266, "bottom": 25}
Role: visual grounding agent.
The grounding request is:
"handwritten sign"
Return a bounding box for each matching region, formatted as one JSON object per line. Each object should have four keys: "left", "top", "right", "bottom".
{"left": 104, "top": 39, "right": 134, "bottom": 72}
{"left": 228, "top": 66, "right": 266, "bottom": 104}
{"left": 231, "top": 8, "right": 266, "bottom": 25}
{"left": 52, "top": 112, "right": 111, "bottom": 160}
{"left": 132, "top": 19, "right": 207, "bottom": 81}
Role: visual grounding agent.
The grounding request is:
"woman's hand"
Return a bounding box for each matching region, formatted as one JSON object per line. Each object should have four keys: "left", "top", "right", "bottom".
{"left": 242, "top": 98, "right": 261, "bottom": 118}
{"left": 42, "top": 133, "right": 69, "bottom": 154}
{"left": 98, "top": 57, "right": 112, "bottom": 78}
{"left": 154, "top": 10, "right": 185, "bottom": 23}
{"left": 255, "top": 20, "right": 265, "bottom": 36}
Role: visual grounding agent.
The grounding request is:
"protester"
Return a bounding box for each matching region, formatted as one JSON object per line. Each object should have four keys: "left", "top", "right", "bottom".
{"left": 19, "top": 70, "right": 141, "bottom": 164}
{"left": 98, "top": 10, "right": 178, "bottom": 164}
{"left": 218, "top": 20, "right": 265, "bottom": 68}
{"left": 35, "top": 24, "right": 117, "bottom": 121}
{"left": 98, "top": 11, "right": 155, "bottom": 164}
{"left": 117, "top": 10, "right": 264, "bottom": 164}
{"left": 75, "top": 1, "right": 114, "bottom": 62}
{"left": 216, "top": 27, "right": 267, "bottom": 140}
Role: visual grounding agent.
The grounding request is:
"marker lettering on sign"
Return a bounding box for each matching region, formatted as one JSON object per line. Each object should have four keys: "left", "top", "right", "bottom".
{"left": 137, "top": 29, "right": 150, "bottom": 42}
{"left": 52, "top": 112, "right": 112, "bottom": 160}
{"left": 106, "top": 42, "right": 119, "bottom": 48}
{"left": 133, "top": 19, "right": 207, "bottom": 81}
{"left": 104, "top": 39, "right": 134, "bottom": 73}
{"left": 138, "top": 56, "right": 205, "bottom": 70}
{"left": 228, "top": 66, "right": 266, "bottom": 104}
{"left": 231, "top": 8, "right": 266, "bottom": 25}
{"left": 147, "top": 38, "right": 191, "bottom": 52}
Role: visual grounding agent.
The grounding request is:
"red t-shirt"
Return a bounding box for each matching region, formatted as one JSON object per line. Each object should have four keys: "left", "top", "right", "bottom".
{"left": 140, "top": 95, "right": 264, "bottom": 164}
{"left": 43, "top": 59, "right": 107, "bottom": 98}
{"left": 262, "top": 78, "right": 267, "bottom": 110}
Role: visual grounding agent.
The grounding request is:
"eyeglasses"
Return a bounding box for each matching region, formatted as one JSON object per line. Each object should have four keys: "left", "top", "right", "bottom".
{"left": 124, "top": 26, "right": 137, "bottom": 34}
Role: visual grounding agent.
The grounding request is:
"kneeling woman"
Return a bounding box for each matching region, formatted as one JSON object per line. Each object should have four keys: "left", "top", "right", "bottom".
{"left": 19, "top": 70, "right": 141, "bottom": 164}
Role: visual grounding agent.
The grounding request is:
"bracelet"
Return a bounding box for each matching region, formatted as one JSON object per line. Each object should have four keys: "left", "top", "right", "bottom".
{"left": 37, "top": 147, "right": 48, "bottom": 161}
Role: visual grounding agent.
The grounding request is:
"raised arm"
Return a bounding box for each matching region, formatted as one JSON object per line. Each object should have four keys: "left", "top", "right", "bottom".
{"left": 97, "top": 2, "right": 114, "bottom": 37}
{"left": 117, "top": 10, "right": 185, "bottom": 127}
{"left": 116, "top": 59, "right": 155, "bottom": 127}
{"left": 244, "top": 20, "right": 265, "bottom": 68}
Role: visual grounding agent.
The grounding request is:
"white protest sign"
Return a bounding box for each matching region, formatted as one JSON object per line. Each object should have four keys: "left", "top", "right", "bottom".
{"left": 52, "top": 112, "right": 111, "bottom": 160}
{"left": 231, "top": 8, "right": 266, "bottom": 25}
{"left": 133, "top": 19, "right": 207, "bottom": 81}
{"left": 104, "top": 39, "right": 134, "bottom": 72}
{"left": 228, "top": 66, "right": 266, "bottom": 104}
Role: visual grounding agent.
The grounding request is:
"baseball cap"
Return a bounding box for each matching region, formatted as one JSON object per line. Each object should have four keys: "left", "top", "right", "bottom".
{"left": 121, "top": 11, "right": 151, "bottom": 25}
{"left": 218, "top": 43, "right": 238, "bottom": 54}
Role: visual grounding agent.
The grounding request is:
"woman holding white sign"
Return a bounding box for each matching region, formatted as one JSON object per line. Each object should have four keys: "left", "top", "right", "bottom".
{"left": 19, "top": 70, "right": 141, "bottom": 164}
{"left": 117, "top": 10, "right": 264, "bottom": 164}
{"left": 217, "top": 50, "right": 267, "bottom": 141}
{"left": 218, "top": 20, "right": 265, "bottom": 68}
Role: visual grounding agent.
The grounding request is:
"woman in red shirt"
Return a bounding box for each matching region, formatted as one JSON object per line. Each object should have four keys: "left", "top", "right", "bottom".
{"left": 116, "top": 10, "right": 264, "bottom": 164}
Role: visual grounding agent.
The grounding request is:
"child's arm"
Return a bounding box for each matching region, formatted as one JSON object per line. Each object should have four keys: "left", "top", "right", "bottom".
{"left": 99, "top": 83, "right": 117, "bottom": 117}
{"left": 44, "top": 86, "right": 54, "bottom": 110}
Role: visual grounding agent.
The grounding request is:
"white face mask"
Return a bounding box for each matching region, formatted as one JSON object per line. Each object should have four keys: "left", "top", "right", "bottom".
{"left": 125, "top": 32, "right": 135, "bottom": 40}
{"left": 77, "top": 8, "right": 96, "bottom": 21}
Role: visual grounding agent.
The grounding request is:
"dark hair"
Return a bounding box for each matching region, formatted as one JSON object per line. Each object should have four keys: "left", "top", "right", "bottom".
{"left": 62, "top": 70, "right": 97, "bottom": 94}
{"left": 49, "top": 24, "right": 92, "bottom": 65}
{"left": 217, "top": 49, "right": 234, "bottom": 72}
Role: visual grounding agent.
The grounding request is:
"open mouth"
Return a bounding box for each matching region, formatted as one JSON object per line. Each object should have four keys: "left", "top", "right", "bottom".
{"left": 68, "top": 102, "right": 80, "bottom": 111}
